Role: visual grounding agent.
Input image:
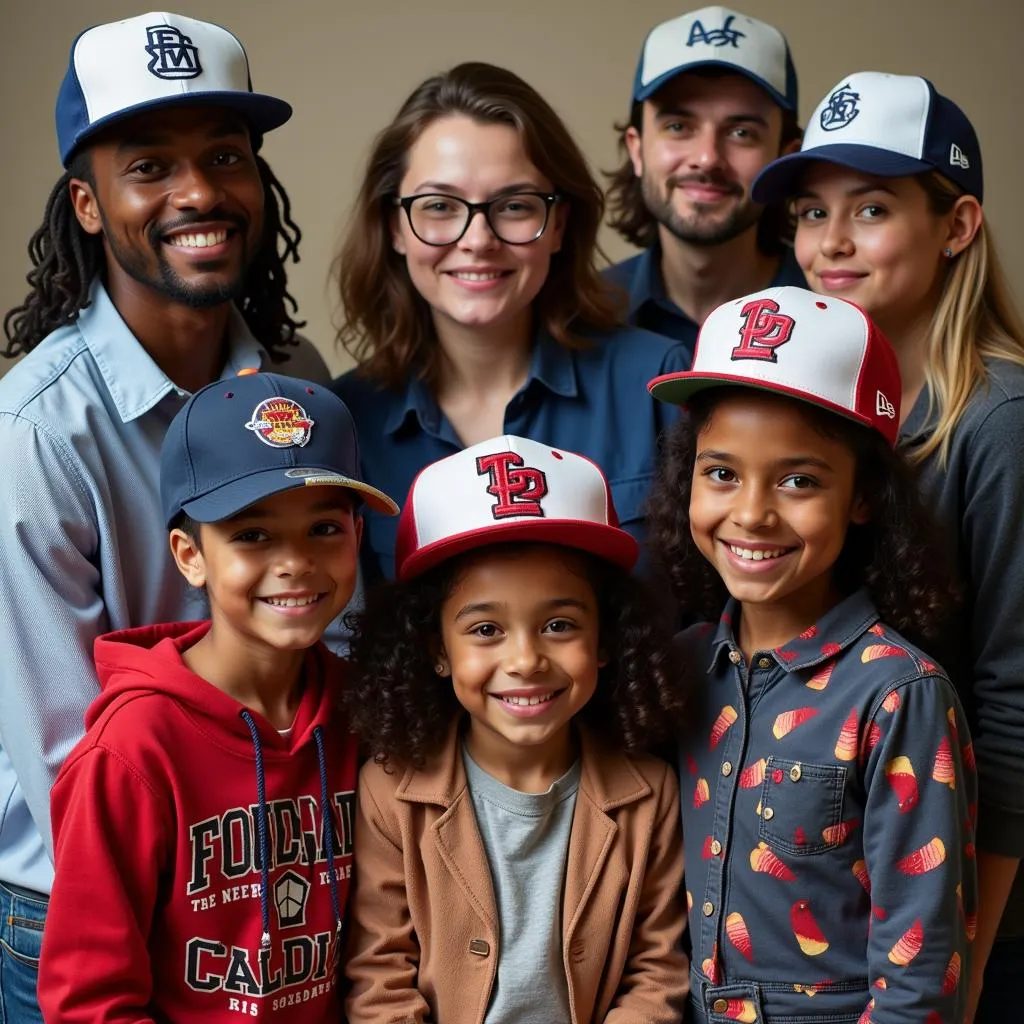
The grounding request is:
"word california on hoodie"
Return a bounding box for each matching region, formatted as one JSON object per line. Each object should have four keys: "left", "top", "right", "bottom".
{"left": 38, "top": 621, "right": 357, "bottom": 1023}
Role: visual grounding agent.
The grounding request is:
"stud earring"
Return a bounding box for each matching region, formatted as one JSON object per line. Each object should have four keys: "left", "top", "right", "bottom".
{"left": 944, "top": 247, "right": 955, "bottom": 258}
{"left": 434, "top": 663, "right": 446, "bottom": 676}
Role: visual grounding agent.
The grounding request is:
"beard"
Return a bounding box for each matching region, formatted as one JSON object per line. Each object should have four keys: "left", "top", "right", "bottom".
{"left": 641, "top": 170, "right": 763, "bottom": 247}
{"left": 100, "top": 209, "right": 255, "bottom": 309}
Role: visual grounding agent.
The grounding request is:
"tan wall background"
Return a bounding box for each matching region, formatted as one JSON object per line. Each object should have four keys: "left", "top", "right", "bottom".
{"left": 3, "top": 0, "right": 1022, "bottom": 378}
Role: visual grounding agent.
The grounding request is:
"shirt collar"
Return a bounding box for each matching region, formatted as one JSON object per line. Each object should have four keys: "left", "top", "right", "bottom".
{"left": 898, "top": 384, "right": 936, "bottom": 445}
{"left": 707, "top": 587, "right": 881, "bottom": 674}
{"left": 79, "top": 281, "right": 264, "bottom": 423}
{"left": 626, "top": 245, "right": 670, "bottom": 317}
{"left": 382, "top": 326, "right": 579, "bottom": 437}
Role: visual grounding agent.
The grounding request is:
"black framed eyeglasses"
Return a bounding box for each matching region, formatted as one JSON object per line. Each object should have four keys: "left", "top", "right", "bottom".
{"left": 394, "top": 191, "right": 561, "bottom": 246}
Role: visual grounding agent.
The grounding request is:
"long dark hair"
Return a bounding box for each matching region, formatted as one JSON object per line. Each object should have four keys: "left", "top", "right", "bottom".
{"left": 344, "top": 543, "right": 688, "bottom": 770}
{"left": 3, "top": 150, "right": 305, "bottom": 360}
{"left": 647, "top": 389, "right": 958, "bottom": 647}
{"left": 334, "top": 62, "right": 621, "bottom": 391}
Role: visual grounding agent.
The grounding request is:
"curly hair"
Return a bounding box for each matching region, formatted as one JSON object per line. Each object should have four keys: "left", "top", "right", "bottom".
{"left": 646, "top": 389, "right": 958, "bottom": 648}
{"left": 344, "top": 543, "right": 688, "bottom": 771}
{"left": 604, "top": 84, "right": 802, "bottom": 257}
{"left": 334, "top": 61, "right": 622, "bottom": 391}
{"left": 3, "top": 149, "right": 305, "bottom": 360}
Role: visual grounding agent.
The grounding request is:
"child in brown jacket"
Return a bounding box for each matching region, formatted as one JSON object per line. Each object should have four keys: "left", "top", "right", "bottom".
{"left": 343, "top": 435, "right": 690, "bottom": 1023}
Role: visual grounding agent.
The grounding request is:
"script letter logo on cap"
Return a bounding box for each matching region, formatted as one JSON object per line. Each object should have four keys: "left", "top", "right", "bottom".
{"left": 477, "top": 452, "right": 548, "bottom": 519}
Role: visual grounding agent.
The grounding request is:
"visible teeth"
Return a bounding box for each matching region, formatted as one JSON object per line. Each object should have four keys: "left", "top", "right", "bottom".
{"left": 168, "top": 230, "right": 228, "bottom": 248}
{"left": 264, "top": 595, "right": 319, "bottom": 607}
{"left": 500, "top": 693, "right": 555, "bottom": 706}
{"left": 729, "top": 545, "right": 787, "bottom": 561}
{"left": 452, "top": 271, "right": 502, "bottom": 281}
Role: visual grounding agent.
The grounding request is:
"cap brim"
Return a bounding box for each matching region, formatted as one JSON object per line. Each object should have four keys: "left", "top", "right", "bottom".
{"left": 648, "top": 371, "right": 876, "bottom": 434}
{"left": 179, "top": 465, "right": 399, "bottom": 524}
{"left": 398, "top": 520, "right": 639, "bottom": 581}
{"left": 66, "top": 91, "right": 292, "bottom": 162}
{"left": 636, "top": 61, "right": 795, "bottom": 110}
{"left": 752, "top": 144, "right": 934, "bottom": 203}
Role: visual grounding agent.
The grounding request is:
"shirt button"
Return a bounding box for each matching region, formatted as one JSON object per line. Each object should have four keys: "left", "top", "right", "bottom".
{"left": 710, "top": 839, "right": 722, "bottom": 856}
{"left": 728, "top": 649, "right": 742, "bottom": 665}
{"left": 702, "top": 901, "right": 714, "bottom": 917}
{"left": 763, "top": 807, "right": 775, "bottom": 820}
{"left": 721, "top": 761, "right": 733, "bottom": 777}
{"left": 713, "top": 999, "right": 729, "bottom": 1013}
{"left": 790, "top": 764, "right": 803, "bottom": 782}
{"left": 758, "top": 656, "right": 772, "bottom": 669}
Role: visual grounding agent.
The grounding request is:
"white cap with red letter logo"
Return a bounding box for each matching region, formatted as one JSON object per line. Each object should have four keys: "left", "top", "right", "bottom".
{"left": 648, "top": 286, "right": 902, "bottom": 445}
{"left": 394, "top": 435, "right": 639, "bottom": 580}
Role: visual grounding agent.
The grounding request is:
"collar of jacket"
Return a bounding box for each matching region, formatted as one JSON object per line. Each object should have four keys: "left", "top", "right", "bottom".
{"left": 392, "top": 719, "right": 652, "bottom": 813}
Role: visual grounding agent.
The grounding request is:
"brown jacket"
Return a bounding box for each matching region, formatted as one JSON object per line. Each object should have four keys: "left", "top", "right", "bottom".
{"left": 345, "top": 724, "right": 689, "bottom": 1023}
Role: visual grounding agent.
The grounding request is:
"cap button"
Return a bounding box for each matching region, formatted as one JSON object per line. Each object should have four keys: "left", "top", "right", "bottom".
{"left": 237, "top": 367, "right": 259, "bottom": 377}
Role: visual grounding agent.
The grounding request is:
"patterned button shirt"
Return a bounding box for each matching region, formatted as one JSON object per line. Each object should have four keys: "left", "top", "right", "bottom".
{"left": 678, "top": 588, "right": 977, "bottom": 1024}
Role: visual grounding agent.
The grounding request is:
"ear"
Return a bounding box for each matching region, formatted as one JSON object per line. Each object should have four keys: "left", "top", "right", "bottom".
{"left": 624, "top": 124, "right": 644, "bottom": 178}
{"left": 353, "top": 513, "right": 364, "bottom": 550}
{"left": 943, "top": 195, "right": 983, "bottom": 258}
{"left": 435, "top": 650, "right": 451, "bottom": 678}
{"left": 849, "top": 494, "right": 871, "bottom": 526}
{"left": 779, "top": 134, "right": 802, "bottom": 157}
{"left": 169, "top": 528, "right": 208, "bottom": 588}
{"left": 69, "top": 177, "right": 103, "bottom": 236}
{"left": 390, "top": 206, "right": 407, "bottom": 256}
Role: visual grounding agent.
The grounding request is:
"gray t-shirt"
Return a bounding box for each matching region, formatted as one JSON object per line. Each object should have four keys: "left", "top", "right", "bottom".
{"left": 463, "top": 747, "right": 580, "bottom": 1024}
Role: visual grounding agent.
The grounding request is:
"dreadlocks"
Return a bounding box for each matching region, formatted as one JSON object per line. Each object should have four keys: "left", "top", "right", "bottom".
{"left": 2, "top": 151, "right": 305, "bottom": 361}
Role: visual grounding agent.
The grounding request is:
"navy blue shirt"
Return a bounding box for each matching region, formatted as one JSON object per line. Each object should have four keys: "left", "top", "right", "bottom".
{"left": 604, "top": 245, "right": 806, "bottom": 360}
{"left": 678, "top": 588, "right": 976, "bottom": 1024}
{"left": 332, "top": 324, "right": 687, "bottom": 580}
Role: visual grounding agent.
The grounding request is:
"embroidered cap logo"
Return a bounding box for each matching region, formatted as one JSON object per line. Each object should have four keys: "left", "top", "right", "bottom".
{"left": 145, "top": 23, "right": 202, "bottom": 80}
{"left": 245, "top": 398, "right": 314, "bottom": 448}
{"left": 819, "top": 83, "right": 860, "bottom": 132}
{"left": 476, "top": 452, "right": 548, "bottom": 520}
{"left": 949, "top": 143, "right": 971, "bottom": 169}
{"left": 686, "top": 14, "right": 746, "bottom": 48}
{"left": 730, "top": 298, "right": 796, "bottom": 362}
{"left": 876, "top": 391, "right": 896, "bottom": 420}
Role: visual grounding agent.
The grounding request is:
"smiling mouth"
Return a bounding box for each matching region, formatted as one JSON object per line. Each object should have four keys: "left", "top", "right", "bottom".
{"left": 259, "top": 594, "right": 324, "bottom": 608}
{"left": 494, "top": 691, "right": 561, "bottom": 707}
{"left": 165, "top": 229, "right": 230, "bottom": 249}
{"left": 727, "top": 544, "right": 791, "bottom": 561}
{"left": 447, "top": 270, "right": 509, "bottom": 281}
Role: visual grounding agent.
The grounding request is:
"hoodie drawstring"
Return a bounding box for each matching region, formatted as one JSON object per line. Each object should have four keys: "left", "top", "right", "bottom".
{"left": 239, "top": 713, "right": 344, "bottom": 952}
{"left": 314, "top": 725, "right": 344, "bottom": 939}
{"left": 240, "top": 710, "right": 272, "bottom": 950}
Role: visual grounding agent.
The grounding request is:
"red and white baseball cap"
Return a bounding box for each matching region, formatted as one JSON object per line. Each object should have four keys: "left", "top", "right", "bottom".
{"left": 648, "top": 286, "right": 902, "bottom": 445}
{"left": 394, "top": 436, "right": 639, "bottom": 580}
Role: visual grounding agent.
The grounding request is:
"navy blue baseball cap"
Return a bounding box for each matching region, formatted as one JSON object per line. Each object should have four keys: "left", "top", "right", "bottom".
{"left": 752, "top": 72, "right": 983, "bottom": 204}
{"left": 160, "top": 372, "right": 399, "bottom": 527}
{"left": 632, "top": 6, "right": 797, "bottom": 111}
{"left": 56, "top": 12, "right": 292, "bottom": 166}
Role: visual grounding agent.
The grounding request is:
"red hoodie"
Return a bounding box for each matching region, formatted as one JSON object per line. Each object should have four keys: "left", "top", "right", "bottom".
{"left": 39, "top": 622, "right": 358, "bottom": 1024}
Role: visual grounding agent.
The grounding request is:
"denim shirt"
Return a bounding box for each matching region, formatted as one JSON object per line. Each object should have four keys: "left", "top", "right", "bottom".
{"left": 0, "top": 282, "right": 329, "bottom": 894}
{"left": 332, "top": 324, "right": 687, "bottom": 580}
{"left": 678, "top": 588, "right": 977, "bottom": 1024}
{"left": 603, "top": 246, "right": 807, "bottom": 360}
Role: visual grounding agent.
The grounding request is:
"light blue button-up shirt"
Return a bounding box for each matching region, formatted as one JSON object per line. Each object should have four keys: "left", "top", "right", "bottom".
{"left": 0, "top": 282, "right": 328, "bottom": 894}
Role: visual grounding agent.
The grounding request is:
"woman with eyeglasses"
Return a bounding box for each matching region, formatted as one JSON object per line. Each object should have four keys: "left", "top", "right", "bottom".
{"left": 331, "top": 62, "right": 687, "bottom": 582}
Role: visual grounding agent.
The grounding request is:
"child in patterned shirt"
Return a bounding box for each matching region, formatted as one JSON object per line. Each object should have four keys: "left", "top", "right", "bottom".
{"left": 647, "top": 285, "right": 977, "bottom": 1024}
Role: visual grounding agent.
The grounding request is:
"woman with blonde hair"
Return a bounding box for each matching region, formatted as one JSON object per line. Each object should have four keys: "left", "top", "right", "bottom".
{"left": 331, "top": 62, "right": 687, "bottom": 580}
{"left": 754, "top": 71, "right": 1024, "bottom": 1023}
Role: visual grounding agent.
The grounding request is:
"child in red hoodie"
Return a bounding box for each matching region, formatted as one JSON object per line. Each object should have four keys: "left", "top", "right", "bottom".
{"left": 38, "top": 372, "right": 398, "bottom": 1023}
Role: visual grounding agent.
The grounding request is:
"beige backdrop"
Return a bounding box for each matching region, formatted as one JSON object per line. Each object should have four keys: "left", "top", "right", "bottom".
{"left": 3, "top": 0, "right": 1021, "bottom": 378}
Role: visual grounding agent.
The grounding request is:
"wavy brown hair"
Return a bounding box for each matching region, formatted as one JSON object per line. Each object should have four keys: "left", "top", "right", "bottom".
{"left": 604, "top": 73, "right": 802, "bottom": 257}
{"left": 343, "top": 543, "right": 688, "bottom": 771}
{"left": 334, "top": 62, "right": 621, "bottom": 390}
{"left": 647, "top": 389, "right": 958, "bottom": 648}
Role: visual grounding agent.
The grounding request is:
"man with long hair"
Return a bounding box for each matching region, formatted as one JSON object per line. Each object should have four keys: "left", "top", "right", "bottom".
{"left": 605, "top": 6, "right": 806, "bottom": 356}
{"left": 0, "top": 14, "right": 326, "bottom": 1018}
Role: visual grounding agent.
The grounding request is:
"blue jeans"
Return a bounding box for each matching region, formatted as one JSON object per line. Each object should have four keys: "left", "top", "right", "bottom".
{"left": 976, "top": 936, "right": 1024, "bottom": 1023}
{"left": 0, "top": 882, "right": 45, "bottom": 1024}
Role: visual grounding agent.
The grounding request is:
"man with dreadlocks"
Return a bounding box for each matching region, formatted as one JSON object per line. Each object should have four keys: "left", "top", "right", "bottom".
{"left": 0, "top": 14, "right": 328, "bottom": 1017}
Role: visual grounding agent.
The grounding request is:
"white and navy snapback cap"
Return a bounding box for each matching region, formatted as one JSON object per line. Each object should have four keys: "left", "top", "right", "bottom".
{"left": 56, "top": 12, "right": 292, "bottom": 166}
{"left": 753, "top": 72, "right": 983, "bottom": 203}
{"left": 632, "top": 6, "right": 797, "bottom": 110}
{"left": 649, "top": 286, "right": 902, "bottom": 446}
{"left": 394, "top": 436, "right": 639, "bottom": 580}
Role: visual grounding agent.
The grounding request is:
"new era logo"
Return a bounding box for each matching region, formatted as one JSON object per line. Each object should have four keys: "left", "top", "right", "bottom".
{"left": 876, "top": 391, "right": 896, "bottom": 420}
{"left": 949, "top": 143, "right": 970, "bottom": 170}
